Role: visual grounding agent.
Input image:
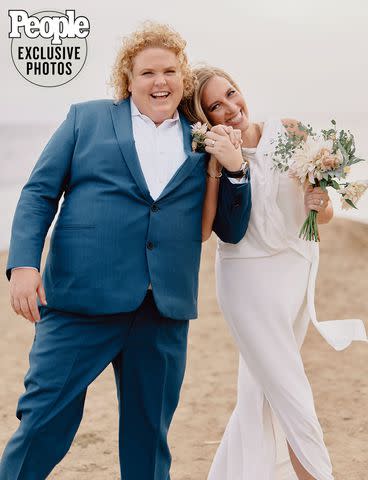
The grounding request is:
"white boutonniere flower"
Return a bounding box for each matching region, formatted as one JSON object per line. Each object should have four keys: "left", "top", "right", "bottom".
{"left": 191, "top": 122, "right": 208, "bottom": 152}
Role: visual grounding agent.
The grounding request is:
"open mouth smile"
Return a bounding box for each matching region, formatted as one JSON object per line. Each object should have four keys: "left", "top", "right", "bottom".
{"left": 151, "top": 91, "right": 170, "bottom": 99}
{"left": 227, "top": 110, "right": 243, "bottom": 125}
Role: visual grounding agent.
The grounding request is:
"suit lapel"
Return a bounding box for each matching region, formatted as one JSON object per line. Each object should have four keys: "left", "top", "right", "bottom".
{"left": 109, "top": 99, "right": 152, "bottom": 202}
{"left": 110, "top": 100, "right": 205, "bottom": 203}
{"left": 156, "top": 112, "right": 205, "bottom": 202}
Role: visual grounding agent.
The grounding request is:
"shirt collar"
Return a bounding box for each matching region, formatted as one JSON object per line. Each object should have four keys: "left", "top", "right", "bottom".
{"left": 130, "top": 97, "right": 180, "bottom": 125}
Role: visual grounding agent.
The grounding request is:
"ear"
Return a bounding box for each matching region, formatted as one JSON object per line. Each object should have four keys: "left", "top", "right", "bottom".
{"left": 127, "top": 72, "right": 133, "bottom": 93}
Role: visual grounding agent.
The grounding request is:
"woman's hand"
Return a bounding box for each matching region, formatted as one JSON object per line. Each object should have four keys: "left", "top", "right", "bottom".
{"left": 213, "top": 125, "right": 242, "bottom": 149}
{"left": 205, "top": 125, "right": 243, "bottom": 172}
{"left": 304, "top": 185, "right": 333, "bottom": 224}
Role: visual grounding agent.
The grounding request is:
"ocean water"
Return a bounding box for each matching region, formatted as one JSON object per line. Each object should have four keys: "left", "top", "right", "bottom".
{"left": 1, "top": 118, "right": 368, "bottom": 251}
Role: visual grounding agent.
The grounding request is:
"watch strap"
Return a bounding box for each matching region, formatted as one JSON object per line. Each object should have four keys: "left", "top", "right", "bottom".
{"left": 224, "top": 161, "right": 248, "bottom": 178}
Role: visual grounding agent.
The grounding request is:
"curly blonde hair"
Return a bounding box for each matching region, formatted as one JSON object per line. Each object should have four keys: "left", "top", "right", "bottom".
{"left": 110, "top": 21, "right": 195, "bottom": 101}
{"left": 181, "top": 64, "right": 242, "bottom": 127}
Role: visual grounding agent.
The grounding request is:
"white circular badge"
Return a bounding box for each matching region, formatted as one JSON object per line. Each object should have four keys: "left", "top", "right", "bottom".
{"left": 9, "top": 9, "right": 90, "bottom": 88}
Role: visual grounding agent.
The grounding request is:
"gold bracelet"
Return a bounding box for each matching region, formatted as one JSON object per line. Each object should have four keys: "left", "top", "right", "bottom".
{"left": 207, "top": 171, "right": 222, "bottom": 179}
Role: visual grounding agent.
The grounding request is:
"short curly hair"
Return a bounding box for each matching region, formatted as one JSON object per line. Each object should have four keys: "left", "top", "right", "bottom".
{"left": 110, "top": 21, "right": 195, "bottom": 102}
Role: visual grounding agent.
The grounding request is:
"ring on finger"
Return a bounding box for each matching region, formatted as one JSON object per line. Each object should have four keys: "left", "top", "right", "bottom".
{"left": 319, "top": 199, "right": 324, "bottom": 206}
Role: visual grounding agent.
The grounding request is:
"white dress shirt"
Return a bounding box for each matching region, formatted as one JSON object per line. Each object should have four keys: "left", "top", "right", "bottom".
{"left": 131, "top": 99, "right": 187, "bottom": 200}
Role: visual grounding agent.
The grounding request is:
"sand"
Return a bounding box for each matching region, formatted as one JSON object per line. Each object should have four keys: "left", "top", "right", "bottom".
{"left": 0, "top": 217, "right": 367, "bottom": 479}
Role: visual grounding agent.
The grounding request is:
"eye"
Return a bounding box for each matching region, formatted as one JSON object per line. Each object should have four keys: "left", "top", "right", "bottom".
{"left": 209, "top": 103, "right": 220, "bottom": 112}
{"left": 228, "top": 89, "right": 236, "bottom": 97}
{"left": 165, "top": 70, "right": 177, "bottom": 75}
{"left": 142, "top": 71, "right": 153, "bottom": 76}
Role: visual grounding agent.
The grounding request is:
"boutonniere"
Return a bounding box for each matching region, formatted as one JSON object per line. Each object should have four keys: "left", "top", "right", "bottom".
{"left": 191, "top": 122, "right": 208, "bottom": 152}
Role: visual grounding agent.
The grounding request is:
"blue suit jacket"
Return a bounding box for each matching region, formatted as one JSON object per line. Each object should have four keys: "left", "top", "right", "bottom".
{"left": 7, "top": 99, "right": 251, "bottom": 319}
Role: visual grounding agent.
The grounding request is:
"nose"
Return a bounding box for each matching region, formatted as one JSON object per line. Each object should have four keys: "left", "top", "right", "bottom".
{"left": 154, "top": 74, "right": 167, "bottom": 87}
{"left": 224, "top": 100, "right": 238, "bottom": 114}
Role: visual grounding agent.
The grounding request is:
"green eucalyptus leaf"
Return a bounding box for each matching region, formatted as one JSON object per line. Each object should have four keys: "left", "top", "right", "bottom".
{"left": 344, "top": 198, "right": 358, "bottom": 209}
{"left": 350, "top": 156, "right": 365, "bottom": 165}
{"left": 338, "top": 143, "right": 349, "bottom": 164}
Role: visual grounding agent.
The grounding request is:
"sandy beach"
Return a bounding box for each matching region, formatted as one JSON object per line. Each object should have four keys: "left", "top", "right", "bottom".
{"left": 0, "top": 217, "right": 367, "bottom": 479}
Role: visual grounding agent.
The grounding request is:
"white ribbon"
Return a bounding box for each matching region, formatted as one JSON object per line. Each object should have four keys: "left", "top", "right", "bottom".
{"left": 307, "top": 248, "right": 368, "bottom": 351}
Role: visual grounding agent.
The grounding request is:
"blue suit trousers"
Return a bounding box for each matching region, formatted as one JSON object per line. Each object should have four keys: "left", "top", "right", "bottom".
{"left": 0, "top": 292, "right": 189, "bottom": 479}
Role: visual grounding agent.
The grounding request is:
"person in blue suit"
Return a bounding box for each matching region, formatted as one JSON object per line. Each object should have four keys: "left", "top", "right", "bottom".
{"left": 0, "top": 22, "right": 251, "bottom": 479}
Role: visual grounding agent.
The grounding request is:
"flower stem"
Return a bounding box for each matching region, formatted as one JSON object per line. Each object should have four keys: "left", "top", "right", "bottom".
{"left": 299, "top": 210, "right": 319, "bottom": 242}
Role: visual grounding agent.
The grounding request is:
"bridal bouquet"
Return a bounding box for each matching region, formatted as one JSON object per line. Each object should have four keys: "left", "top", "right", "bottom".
{"left": 272, "top": 120, "right": 368, "bottom": 241}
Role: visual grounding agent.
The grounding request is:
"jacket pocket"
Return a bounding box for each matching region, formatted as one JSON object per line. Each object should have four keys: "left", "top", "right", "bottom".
{"left": 54, "top": 224, "right": 96, "bottom": 231}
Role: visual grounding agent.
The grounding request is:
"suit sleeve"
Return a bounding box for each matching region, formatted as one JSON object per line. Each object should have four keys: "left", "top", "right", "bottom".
{"left": 212, "top": 170, "right": 252, "bottom": 244}
{"left": 6, "top": 105, "right": 76, "bottom": 280}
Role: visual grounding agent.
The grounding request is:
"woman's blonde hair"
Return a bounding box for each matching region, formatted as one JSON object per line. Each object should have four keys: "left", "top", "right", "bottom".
{"left": 110, "top": 21, "right": 195, "bottom": 101}
{"left": 182, "top": 64, "right": 242, "bottom": 127}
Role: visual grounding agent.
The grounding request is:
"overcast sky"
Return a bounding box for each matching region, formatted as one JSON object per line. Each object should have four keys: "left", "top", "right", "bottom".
{"left": 2, "top": 0, "right": 368, "bottom": 124}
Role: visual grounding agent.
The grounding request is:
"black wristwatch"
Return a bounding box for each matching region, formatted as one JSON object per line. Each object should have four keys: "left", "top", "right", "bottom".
{"left": 224, "top": 161, "right": 248, "bottom": 179}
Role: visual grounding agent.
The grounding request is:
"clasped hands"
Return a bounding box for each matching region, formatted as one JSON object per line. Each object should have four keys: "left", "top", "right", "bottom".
{"left": 204, "top": 125, "right": 243, "bottom": 177}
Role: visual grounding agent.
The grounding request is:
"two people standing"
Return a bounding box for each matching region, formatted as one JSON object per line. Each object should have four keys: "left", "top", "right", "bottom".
{"left": 1, "top": 21, "right": 367, "bottom": 480}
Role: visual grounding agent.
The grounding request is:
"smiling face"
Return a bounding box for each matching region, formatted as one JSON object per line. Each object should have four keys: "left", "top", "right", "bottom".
{"left": 201, "top": 75, "right": 249, "bottom": 132}
{"left": 128, "top": 47, "right": 184, "bottom": 125}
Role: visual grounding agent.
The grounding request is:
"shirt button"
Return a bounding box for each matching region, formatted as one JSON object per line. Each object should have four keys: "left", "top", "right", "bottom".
{"left": 146, "top": 241, "right": 154, "bottom": 250}
{"left": 151, "top": 204, "right": 159, "bottom": 212}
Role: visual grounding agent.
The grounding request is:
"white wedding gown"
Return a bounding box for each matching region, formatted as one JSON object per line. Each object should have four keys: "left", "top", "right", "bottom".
{"left": 209, "top": 119, "right": 367, "bottom": 480}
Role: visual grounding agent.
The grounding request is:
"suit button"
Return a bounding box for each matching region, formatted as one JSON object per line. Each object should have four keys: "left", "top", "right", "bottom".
{"left": 146, "top": 241, "right": 154, "bottom": 250}
{"left": 151, "top": 204, "right": 159, "bottom": 212}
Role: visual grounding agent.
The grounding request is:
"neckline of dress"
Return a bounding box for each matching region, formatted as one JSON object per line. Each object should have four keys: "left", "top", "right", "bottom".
{"left": 242, "top": 146, "right": 257, "bottom": 154}
{"left": 241, "top": 120, "right": 269, "bottom": 156}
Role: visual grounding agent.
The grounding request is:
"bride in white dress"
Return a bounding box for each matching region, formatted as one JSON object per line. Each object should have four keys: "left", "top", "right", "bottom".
{"left": 183, "top": 66, "right": 367, "bottom": 480}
